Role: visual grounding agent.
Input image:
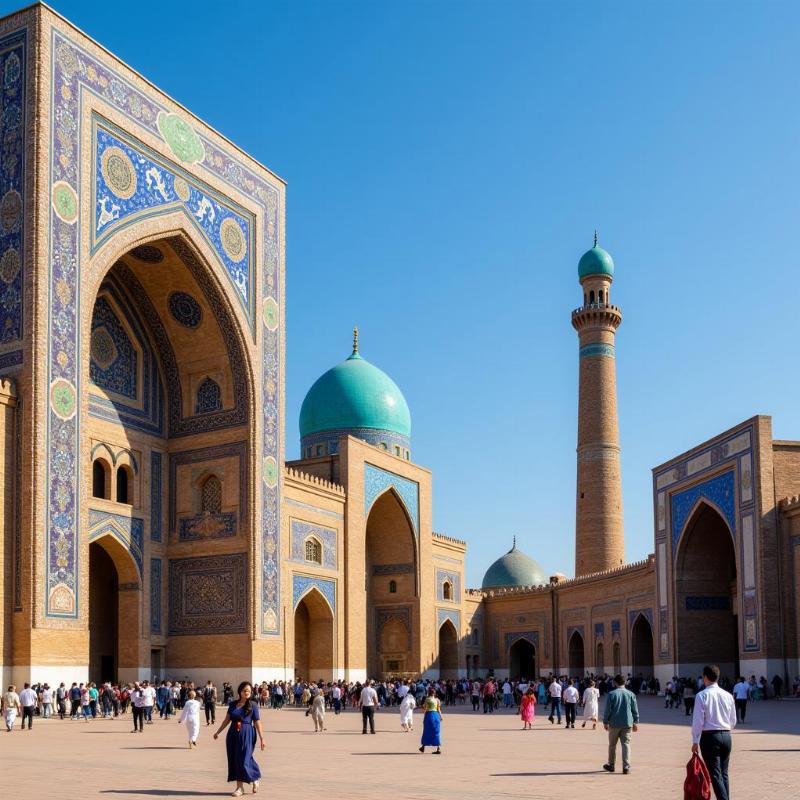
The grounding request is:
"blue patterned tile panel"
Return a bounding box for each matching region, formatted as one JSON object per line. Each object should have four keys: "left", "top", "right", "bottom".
{"left": 628, "top": 608, "right": 653, "bottom": 629}
{"left": 302, "top": 427, "right": 410, "bottom": 457}
{"left": 364, "top": 464, "right": 419, "bottom": 536}
{"left": 611, "top": 619, "right": 621, "bottom": 637}
{"left": 93, "top": 123, "right": 254, "bottom": 321}
{"left": 437, "top": 608, "right": 461, "bottom": 632}
{"left": 579, "top": 343, "right": 615, "bottom": 359}
{"left": 150, "top": 451, "right": 162, "bottom": 541}
{"left": 292, "top": 574, "right": 335, "bottom": 613}
{"left": 178, "top": 512, "right": 237, "bottom": 541}
{"left": 436, "top": 568, "right": 461, "bottom": 602}
{"left": 670, "top": 470, "right": 736, "bottom": 553}
{"left": 90, "top": 295, "right": 137, "bottom": 399}
{"left": 594, "top": 622, "right": 605, "bottom": 639}
{"left": 150, "top": 558, "right": 161, "bottom": 634}
{"left": 290, "top": 519, "right": 337, "bottom": 569}
{"left": 504, "top": 630, "right": 539, "bottom": 652}
{"left": 87, "top": 509, "right": 144, "bottom": 576}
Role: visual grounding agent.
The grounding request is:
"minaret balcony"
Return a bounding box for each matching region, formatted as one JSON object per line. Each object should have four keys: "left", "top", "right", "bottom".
{"left": 571, "top": 302, "right": 622, "bottom": 331}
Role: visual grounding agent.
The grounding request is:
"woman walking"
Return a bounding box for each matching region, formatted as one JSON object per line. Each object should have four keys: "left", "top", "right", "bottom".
{"left": 399, "top": 690, "right": 416, "bottom": 731}
{"left": 581, "top": 678, "right": 600, "bottom": 729}
{"left": 213, "top": 681, "right": 265, "bottom": 796}
{"left": 2, "top": 685, "right": 20, "bottom": 731}
{"left": 418, "top": 687, "right": 442, "bottom": 754}
{"left": 179, "top": 689, "right": 201, "bottom": 748}
{"left": 520, "top": 687, "right": 536, "bottom": 730}
{"left": 310, "top": 690, "right": 326, "bottom": 732}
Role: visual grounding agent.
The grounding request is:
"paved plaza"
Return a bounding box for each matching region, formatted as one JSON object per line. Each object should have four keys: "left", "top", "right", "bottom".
{"left": 1, "top": 696, "right": 797, "bottom": 799}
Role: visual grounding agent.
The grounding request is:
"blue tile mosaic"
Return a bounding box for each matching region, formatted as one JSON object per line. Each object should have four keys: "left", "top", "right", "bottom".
{"left": 195, "top": 377, "right": 222, "bottom": 414}
{"left": 436, "top": 568, "right": 461, "bottom": 602}
{"left": 87, "top": 509, "right": 144, "bottom": 576}
{"left": 302, "top": 427, "right": 410, "bottom": 457}
{"left": 671, "top": 470, "right": 736, "bottom": 553}
{"left": 364, "top": 464, "right": 419, "bottom": 536}
{"left": 150, "top": 451, "right": 162, "bottom": 542}
{"left": 504, "top": 630, "right": 539, "bottom": 652}
{"left": 150, "top": 557, "right": 161, "bottom": 634}
{"left": 292, "top": 574, "right": 335, "bottom": 613}
{"left": 437, "top": 608, "right": 461, "bottom": 631}
{"left": 628, "top": 608, "right": 653, "bottom": 630}
{"left": 290, "top": 519, "right": 337, "bottom": 569}
{"left": 90, "top": 295, "right": 137, "bottom": 399}
{"left": 168, "top": 291, "right": 202, "bottom": 328}
{"left": 579, "top": 343, "right": 615, "bottom": 359}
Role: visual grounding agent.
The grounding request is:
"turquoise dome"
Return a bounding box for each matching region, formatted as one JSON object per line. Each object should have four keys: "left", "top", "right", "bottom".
{"left": 578, "top": 244, "right": 614, "bottom": 280}
{"left": 482, "top": 540, "right": 548, "bottom": 589}
{"left": 299, "top": 337, "right": 411, "bottom": 444}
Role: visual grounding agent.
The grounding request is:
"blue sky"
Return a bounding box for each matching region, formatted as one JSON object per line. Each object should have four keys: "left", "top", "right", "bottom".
{"left": 20, "top": 0, "right": 800, "bottom": 586}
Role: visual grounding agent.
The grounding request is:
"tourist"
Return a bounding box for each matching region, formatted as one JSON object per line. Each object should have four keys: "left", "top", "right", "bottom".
{"left": 563, "top": 679, "right": 579, "bottom": 729}
{"left": 482, "top": 678, "right": 495, "bottom": 714}
{"left": 400, "top": 688, "right": 416, "bottom": 731}
{"left": 520, "top": 686, "right": 536, "bottom": 730}
{"left": 41, "top": 684, "right": 52, "bottom": 718}
{"left": 178, "top": 688, "right": 201, "bottom": 748}
{"left": 581, "top": 678, "right": 599, "bottom": 729}
{"left": 547, "top": 676, "right": 562, "bottom": 724}
{"left": 157, "top": 681, "right": 172, "bottom": 719}
{"left": 470, "top": 678, "right": 481, "bottom": 711}
{"left": 310, "top": 689, "right": 326, "bottom": 732}
{"left": 537, "top": 679, "right": 547, "bottom": 707}
{"left": 360, "top": 679, "right": 378, "bottom": 734}
{"left": 130, "top": 683, "right": 145, "bottom": 733}
{"left": 2, "top": 684, "right": 20, "bottom": 731}
{"left": 80, "top": 684, "right": 92, "bottom": 721}
{"left": 56, "top": 682, "right": 67, "bottom": 720}
{"left": 19, "top": 682, "right": 36, "bottom": 729}
{"left": 692, "top": 664, "right": 737, "bottom": 800}
{"left": 203, "top": 680, "right": 217, "bottom": 725}
{"left": 418, "top": 687, "right": 442, "bottom": 754}
{"left": 213, "top": 681, "right": 264, "bottom": 796}
{"left": 771, "top": 674, "right": 783, "bottom": 700}
{"left": 502, "top": 679, "right": 513, "bottom": 708}
{"left": 602, "top": 673, "right": 639, "bottom": 775}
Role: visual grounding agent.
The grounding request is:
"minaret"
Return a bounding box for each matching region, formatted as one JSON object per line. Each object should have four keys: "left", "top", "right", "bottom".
{"left": 571, "top": 233, "right": 624, "bottom": 576}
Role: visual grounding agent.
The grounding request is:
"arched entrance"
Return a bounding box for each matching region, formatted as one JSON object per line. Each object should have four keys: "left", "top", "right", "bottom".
{"left": 294, "top": 588, "right": 334, "bottom": 682}
{"left": 676, "top": 503, "right": 739, "bottom": 680}
{"left": 88, "top": 535, "right": 140, "bottom": 682}
{"left": 595, "top": 642, "right": 605, "bottom": 674}
{"left": 509, "top": 637, "right": 536, "bottom": 679}
{"left": 366, "top": 490, "right": 417, "bottom": 677}
{"left": 568, "top": 631, "right": 585, "bottom": 676}
{"left": 631, "top": 614, "right": 654, "bottom": 677}
{"left": 438, "top": 620, "right": 458, "bottom": 679}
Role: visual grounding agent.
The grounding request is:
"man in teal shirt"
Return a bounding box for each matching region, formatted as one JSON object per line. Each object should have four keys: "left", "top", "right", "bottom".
{"left": 603, "top": 674, "right": 640, "bottom": 774}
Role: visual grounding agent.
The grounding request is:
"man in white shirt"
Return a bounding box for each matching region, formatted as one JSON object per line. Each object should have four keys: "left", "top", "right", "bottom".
{"left": 502, "top": 680, "right": 512, "bottom": 708}
{"left": 360, "top": 680, "right": 378, "bottom": 734}
{"left": 691, "top": 665, "right": 737, "bottom": 800}
{"left": 141, "top": 681, "right": 156, "bottom": 724}
{"left": 547, "top": 677, "right": 563, "bottom": 725}
{"left": 731, "top": 676, "right": 749, "bottom": 723}
{"left": 18, "top": 683, "right": 37, "bottom": 730}
{"left": 563, "top": 679, "right": 580, "bottom": 729}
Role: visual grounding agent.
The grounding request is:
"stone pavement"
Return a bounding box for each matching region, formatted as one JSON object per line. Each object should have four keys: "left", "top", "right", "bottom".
{"left": 1, "top": 696, "right": 797, "bottom": 799}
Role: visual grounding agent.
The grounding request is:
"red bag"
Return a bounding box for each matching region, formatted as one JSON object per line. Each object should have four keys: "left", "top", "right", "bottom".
{"left": 684, "top": 753, "right": 712, "bottom": 800}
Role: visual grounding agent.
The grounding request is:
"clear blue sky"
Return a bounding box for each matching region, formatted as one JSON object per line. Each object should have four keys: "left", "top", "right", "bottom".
{"left": 19, "top": 0, "right": 800, "bottom": 586}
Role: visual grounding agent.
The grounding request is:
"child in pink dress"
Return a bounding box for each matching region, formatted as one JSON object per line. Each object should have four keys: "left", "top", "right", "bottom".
{"left": 520, "top": 687, "right": 536, "bottom": 729}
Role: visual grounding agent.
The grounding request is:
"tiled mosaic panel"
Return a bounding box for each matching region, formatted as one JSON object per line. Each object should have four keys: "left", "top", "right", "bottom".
{"left": 364, "top": 464, "right": 419, "bottom": 536}
{"left": 435, "top": 568, "right": 461, "bottom": 602}
{"left": 292, "top": 573, "right": 335, "bottom": 612}
{"left": 87, "top": 509, "right": 144, "bottom": 576}
{"left": 290, "top": 519, "right": 336, "bottom": 569}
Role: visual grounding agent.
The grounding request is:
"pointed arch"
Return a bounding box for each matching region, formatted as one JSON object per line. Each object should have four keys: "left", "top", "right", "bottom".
{"left": 675, "top": 497, "right": 735, "bottom": 560}
{"left": 438, "top": 618, "right": 459, "bottom": 678}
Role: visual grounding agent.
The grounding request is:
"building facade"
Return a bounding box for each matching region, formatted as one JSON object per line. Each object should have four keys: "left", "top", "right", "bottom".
{"left": 0, "top": 5, "right": 797, "bottom": 690}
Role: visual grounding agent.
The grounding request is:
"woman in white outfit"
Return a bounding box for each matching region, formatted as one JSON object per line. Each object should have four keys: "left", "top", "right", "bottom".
{"left": 310, "top": 691, "right": 326, "bottom": 732}
{"left": 399, "top": 691, "right": 416, "bottom": 731}
{"left": 2, "top": 685, "right": 20, "bottom": 731}
{"left": 581, "top": 678, "right": 600, "bottom": 729}
{"left": 179, "top": 689, "right": 202, "bottom": 748}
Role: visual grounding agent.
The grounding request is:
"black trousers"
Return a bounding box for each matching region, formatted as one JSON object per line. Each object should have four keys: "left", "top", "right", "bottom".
{"left": 204, "top": 701, "right": 215, "bottom": 724}
{"left": 131, "top": 705, "right": 143, "bottom": 731}
{"left": 564, "top": 702, "right": 576, "bottom": 727}
{"left": 734, "top": 698, "right": 747, "bottom": 722}
{"left": 361, "top": 705, "right": 375, "bottom": 733}
{"left": 700, "top": 730, "right": 732, "bottom": 800}
{"left": 21, "top": 706, "right": 34, "bottom": 728}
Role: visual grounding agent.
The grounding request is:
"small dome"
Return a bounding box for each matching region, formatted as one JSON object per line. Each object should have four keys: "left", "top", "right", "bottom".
{"left": 578, "top": 243, "right": 614, "bottom": 281}
{"left": 299, "top": 331, "right": 411, "bottom": 448}
{"left": 481, "top": 539, "right": 548, "bottom": 589}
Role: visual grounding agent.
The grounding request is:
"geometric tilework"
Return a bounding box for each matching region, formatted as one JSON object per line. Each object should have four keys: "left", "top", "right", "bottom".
{"left": 437, "top": 608, "right": 460, "bottom": 632}
{"left": 87, "top": 509, "right": 144, "bottom": 577}
{"left": 627, "top": 608, "right": 653, "bottom": 630}
{"left": 670, "top": 470, "right": 736, "bottom": 553}
{"left": 302, "top": 426, "right": 410, "bottom": 457}
{"left": 90, "top": 295, "right": 137, "bottom": 399}
{"left": 168, "top": 291, "right": 202, "bottom": 329}
{"left": 150, "top": 451, "right": 162, "bottom": 541}
{"left": 178, "top": 511, "right": 237, "bottom": 541}
{"left": 504, "top": 630, "right": 539, "bottom": 653}
{"left": 435, "top": 569, "right": 461, "bottom": 602}
{"left": 579, "top": 343, "right": 615, "bottom": 359}
{"left": 150, "top": 557, "right": 161, "bottom": 634}
{"left": 195, "top": 377, "right": 222, "bottom": 414}
{"left": 364, "top": 464, "right": 419, "bottom": 536}
{"left": 0, "top": 30, "right": 26, "bottom": 349}
{"left": 168, "top": 553, "right": 248, "bottom": 635}
{"left": 292, "top": 573, "right": 335, "bottom": 613}
{"left": 290, "top": 519, "right": 336, "bottom": 569}
{"left": 46, "top": 28, "right": 280, "bottom": 625}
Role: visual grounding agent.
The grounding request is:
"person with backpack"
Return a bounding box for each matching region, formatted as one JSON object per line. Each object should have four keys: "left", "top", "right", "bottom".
{"left": 202, "top": 680, "right": 217, "bottom": 726}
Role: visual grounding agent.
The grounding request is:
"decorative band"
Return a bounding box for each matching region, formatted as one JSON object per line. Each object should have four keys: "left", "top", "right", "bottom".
{"left": 579, "top": 343, "right": 615, "bottom": 359}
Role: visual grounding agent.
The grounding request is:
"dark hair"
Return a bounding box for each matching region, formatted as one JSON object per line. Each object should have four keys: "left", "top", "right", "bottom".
{"left": 237, "top": 681, "right": 253, "bottom": 715}
{"left": 703, "top": 665, "right": 720, "bottom": 683}
{"left": 614, "top": 674, "right": 625, "bottom": 686}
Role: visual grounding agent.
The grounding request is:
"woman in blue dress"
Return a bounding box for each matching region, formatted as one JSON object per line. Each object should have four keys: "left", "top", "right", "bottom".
{"left": 418, "top": 686, "right": 442, "bottom": 754}
{"left": 213, "top": 681, "right": 265, "bottom": 796}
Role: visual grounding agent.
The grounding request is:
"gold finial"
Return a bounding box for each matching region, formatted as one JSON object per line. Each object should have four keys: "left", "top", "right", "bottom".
{"left": 593, "top": 230, "right": 598, "bottom": 247}
{"left": 353, "top": 326, "right": 359, "bottom": 354}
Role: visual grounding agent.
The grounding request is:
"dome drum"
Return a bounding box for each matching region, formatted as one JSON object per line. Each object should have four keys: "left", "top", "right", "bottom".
{"left": 301, "top": 427, "right": 411, "bottom": 460}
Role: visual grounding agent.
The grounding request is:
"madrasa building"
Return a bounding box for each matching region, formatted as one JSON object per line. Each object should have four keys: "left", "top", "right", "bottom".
{"left": 0, "top": 4, "right": 798, "bottom": 689}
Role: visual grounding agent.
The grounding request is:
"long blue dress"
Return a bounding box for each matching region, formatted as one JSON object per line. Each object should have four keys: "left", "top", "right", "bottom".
{"left": 226, "top": 702, "right": 262, "bottom": 784}
{"left": 421, "top": 698, "right": 441, "bottom": 747}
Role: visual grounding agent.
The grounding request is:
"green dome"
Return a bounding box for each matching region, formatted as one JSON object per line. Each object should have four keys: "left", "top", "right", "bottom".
{"left": 482, "top": 540, "right": 548, "bottom": 589}
{"left": 578, "top": 244, "right": 614, "bottom": 280}
{"left": 299, "top": 339, "right": 411, "bottom": 442}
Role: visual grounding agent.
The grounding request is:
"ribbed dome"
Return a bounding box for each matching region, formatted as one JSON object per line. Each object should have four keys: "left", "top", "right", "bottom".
{"left": 299, "top": 333, "right": 411, "bottom": 443}
{"left": 482, "top": 540, "right": 548, "bottom": 589}
{"left": 578, "top": 244, "right": 614, "bottom": 280}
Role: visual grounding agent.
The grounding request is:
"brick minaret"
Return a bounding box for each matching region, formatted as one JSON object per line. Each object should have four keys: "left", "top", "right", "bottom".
{"left": 571, "top": 234, "right": 624, "bottom": 576}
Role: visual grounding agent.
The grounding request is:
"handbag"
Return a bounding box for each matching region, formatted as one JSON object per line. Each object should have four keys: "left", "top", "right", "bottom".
{"left": 684, "top": 753, "right": 711, "bottom": 800}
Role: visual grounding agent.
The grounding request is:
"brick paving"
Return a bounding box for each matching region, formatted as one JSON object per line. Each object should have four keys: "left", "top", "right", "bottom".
{"left": 1, "top": 696, "right": 797, "bottom": 799}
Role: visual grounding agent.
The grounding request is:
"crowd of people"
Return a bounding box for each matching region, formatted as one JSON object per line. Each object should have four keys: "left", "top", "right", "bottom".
{"left": 2, "top": 667, "right": 796, "bottom": 799}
